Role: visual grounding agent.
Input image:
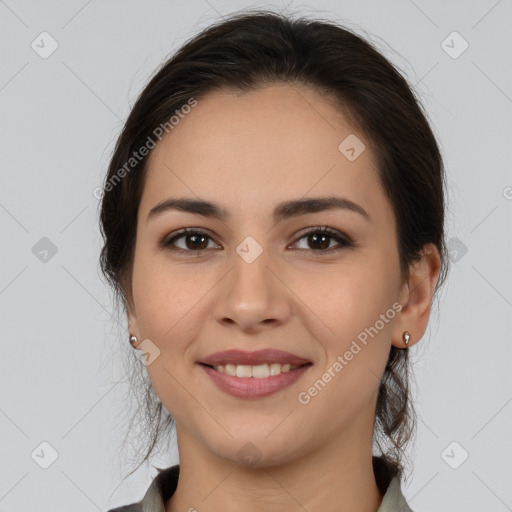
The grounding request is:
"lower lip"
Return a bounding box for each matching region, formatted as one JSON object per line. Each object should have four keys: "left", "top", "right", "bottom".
{"left": 199, "top": 363, "right": 312, "bottom": 399}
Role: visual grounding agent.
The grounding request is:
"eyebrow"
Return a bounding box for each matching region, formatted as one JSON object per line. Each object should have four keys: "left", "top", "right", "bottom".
{"left": 146, "top": 195, "right": 371, "bottom": 223}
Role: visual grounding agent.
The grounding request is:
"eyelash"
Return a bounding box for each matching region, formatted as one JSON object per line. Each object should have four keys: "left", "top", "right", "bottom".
{"left": 159, "top": 226, "right": 355, "bottom": 256}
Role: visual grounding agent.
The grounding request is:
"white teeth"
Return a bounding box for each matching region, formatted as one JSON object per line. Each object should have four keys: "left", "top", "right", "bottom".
{"left": 270, "top": 363, "right": 285, "bottom": 376}
{"left": 236, "top": 365, "right": 252, "bottom": 378}
{"left": 213, "top": 363, "right": 299, "bottom": 378}
{"left": 225, "top": 364, "right": 237, "bottom": 376}
{"left": 252, "top": 364, "right": 270, "bottom": 378}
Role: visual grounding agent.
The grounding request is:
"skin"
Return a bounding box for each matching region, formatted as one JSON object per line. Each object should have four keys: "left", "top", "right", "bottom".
{"left": 126, "top": 83, "right": 441, "bottom": 512}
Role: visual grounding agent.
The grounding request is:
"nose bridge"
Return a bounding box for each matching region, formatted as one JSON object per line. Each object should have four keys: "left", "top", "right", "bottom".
{"left": 233, "top": 244, "right": 272, "bottom": 298}
{"left": 212, "top": 240, "right": 291, "bottom": 329}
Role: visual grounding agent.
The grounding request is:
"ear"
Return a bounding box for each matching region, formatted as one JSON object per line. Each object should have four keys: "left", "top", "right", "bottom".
{"left": 391, "top": 243, "right": 442, "bottom": 349}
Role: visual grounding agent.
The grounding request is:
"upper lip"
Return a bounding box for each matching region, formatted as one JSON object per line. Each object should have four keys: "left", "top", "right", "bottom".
{"left": 199, "top": 349, "right": 311, "bottom": 367}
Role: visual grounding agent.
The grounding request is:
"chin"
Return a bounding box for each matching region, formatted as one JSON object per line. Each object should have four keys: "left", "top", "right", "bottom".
{"left": 205, "top": 429, "right": 307, "bottom": 469}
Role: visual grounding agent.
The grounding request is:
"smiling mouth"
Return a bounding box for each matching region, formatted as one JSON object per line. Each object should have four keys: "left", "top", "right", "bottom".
{"left": 199, "top": 362, "right": 312, "bottom": 378}
{"left": 199, "top": 361, "right": 313, "bottom": 399}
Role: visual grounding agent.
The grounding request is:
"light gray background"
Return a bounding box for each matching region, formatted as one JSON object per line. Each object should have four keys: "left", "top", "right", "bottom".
{"left": 1, "top": 0, "right": 511, "bottom": 510}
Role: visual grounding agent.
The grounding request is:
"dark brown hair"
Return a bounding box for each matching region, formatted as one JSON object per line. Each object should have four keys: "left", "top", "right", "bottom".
{"left": 99, "top": 9, "right": 450, "bottom": 482}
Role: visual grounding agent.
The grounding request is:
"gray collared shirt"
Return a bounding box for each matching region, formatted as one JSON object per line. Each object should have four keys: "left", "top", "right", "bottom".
{"left": 107, "top": 464, "right": 414, "bottom": 512}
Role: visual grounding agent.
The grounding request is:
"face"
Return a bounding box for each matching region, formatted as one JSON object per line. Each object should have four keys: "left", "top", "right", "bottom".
{"left": 128, "top": 83, "right": 410, "bottom": 467}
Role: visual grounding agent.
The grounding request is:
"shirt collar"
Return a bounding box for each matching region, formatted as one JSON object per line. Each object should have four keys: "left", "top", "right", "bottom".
{"left": 377, "top": 476, "right": 414, "bottom": 512}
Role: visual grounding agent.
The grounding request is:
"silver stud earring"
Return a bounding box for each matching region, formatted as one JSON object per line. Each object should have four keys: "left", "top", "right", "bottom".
{"left": 129, "top": 335, "right": 139, "bottom": 348}
{"left": 402, "top": 331, "right": 410, "bottom": 347}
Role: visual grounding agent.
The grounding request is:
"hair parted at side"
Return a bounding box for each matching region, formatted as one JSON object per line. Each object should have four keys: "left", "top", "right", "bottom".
{"left": 99, "top": 9, "right": 450, "bottom": 482}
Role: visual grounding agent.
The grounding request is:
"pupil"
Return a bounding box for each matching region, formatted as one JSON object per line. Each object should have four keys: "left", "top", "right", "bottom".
{"left": 311, "top": 234, "right": 329, "bottom": 250}
{"left": 187, "top": 234, "right": 207, "bottom": 250}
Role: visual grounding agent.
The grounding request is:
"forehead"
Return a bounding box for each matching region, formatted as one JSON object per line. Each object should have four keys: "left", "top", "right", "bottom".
{"left": 139, "top": 84, "right": 390, "bottom": 226}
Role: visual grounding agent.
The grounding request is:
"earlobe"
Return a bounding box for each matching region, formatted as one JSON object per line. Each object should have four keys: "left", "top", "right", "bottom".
{"left": 391, "top": 243, "right": 442, "bottom": 349}
{"left": 127, "top": 308, "right": 141, "bottom": 349}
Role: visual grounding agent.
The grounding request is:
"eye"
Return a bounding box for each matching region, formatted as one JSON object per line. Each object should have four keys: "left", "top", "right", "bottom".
{"left": 159, "top": 226, "right": 354, "bottom": 255}
{"left": 159, "top": 228, "right": 220, "bottom": 254}
{"left": 291, "top": 226, "right": 354, "bottom": 254}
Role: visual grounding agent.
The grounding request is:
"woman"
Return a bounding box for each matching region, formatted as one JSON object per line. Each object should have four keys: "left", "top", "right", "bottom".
{"left": 101, "top": 10, "right": 449, "bottom": 512}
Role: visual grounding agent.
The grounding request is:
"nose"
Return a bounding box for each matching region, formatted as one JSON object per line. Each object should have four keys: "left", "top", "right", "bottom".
{"left": 211, "top": 248, "right": 292, "bottom": 334}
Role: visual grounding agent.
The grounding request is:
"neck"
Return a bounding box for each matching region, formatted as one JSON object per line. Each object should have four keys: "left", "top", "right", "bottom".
{"left": 165, "top": 420, "right": 385, "bottom": 512}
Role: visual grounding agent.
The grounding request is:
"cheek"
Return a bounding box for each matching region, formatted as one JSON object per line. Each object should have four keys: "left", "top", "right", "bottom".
{"left": 135, "top": 268, "right": 207, "bottom": 420}
{"left": 130, "top": 253, "right": 211, "bottom": 393}
{"left": 131, "top": 248, "right": 202, "bottom": 341}
{"left": 291, "top": 261, "right": 396, "bottom": 340}
{"left": 291, "top": 264, "right": 395, "bottom": 403}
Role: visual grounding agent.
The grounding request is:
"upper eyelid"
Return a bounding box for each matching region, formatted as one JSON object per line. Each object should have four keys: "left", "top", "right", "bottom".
{"left": 163, "top": 226, "right": 351, "bottom": 249}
